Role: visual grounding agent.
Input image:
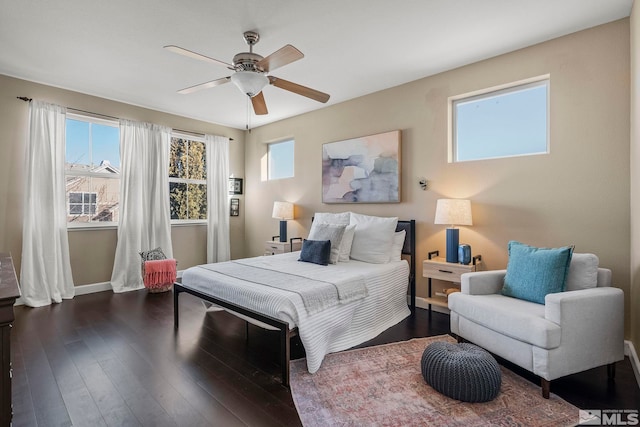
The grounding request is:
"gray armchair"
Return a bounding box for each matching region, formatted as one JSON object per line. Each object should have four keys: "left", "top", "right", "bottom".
{"left": 448, "top": 253, "right": 624, "bottom": 398}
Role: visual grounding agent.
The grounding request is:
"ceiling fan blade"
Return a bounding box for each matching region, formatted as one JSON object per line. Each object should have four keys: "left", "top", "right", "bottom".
{"left": 177, "top": 76, "right": 231, "bottom": 94}
{"left": 268, "top": 76, "right": 330, "bottom": 103}
{"left": 164, "top": 45, "right": 234, "bottom": 69}
{"left": 251, "top": 91, "right": 268, "bottom": 115}
{"left": 257, "top": 45, "right": 303, "bottom": 72}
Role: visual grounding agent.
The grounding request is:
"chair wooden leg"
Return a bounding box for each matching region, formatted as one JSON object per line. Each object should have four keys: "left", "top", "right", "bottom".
{"left": 541, "top": 378, "right": 550, "bottom": 399}
{"left": 607, "top": 362, "right": 616, "bottom": 379}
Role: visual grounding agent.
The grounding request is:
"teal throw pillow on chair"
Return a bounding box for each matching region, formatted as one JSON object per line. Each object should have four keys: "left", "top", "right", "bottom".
{"left": 502, "top": 241, "right": 573, "bottom": 304}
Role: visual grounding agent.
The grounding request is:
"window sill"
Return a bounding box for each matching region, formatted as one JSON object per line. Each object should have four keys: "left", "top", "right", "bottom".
{"left": 170, "top": 221, "right": 207, "bottom": 227}
{"left": 68, "top": 224, "right": 117, "bottom": 231}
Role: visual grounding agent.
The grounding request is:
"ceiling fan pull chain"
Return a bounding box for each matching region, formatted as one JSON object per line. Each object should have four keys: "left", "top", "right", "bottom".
{"left": 246, "top": 96, "right": 251, "bottom": 132}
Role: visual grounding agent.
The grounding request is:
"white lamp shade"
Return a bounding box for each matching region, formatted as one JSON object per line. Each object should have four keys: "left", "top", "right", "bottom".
{"left": 434, "top": 199, "right": 473, "bottom": 226}
{"left": 231, "top": 71, "right": 269, "bottom": 97}
{"left": 272, "top": 201, "right": 294, "bottom": 220}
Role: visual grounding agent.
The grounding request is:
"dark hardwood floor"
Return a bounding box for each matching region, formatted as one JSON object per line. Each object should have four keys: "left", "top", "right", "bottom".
{"left": 10, "top": 289, "right": 640, "bottom": 426}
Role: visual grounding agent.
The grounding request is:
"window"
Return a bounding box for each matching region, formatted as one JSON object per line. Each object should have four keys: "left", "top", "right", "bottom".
{"left": 169, "top": 135, "right": 207, "bottom": 221}
{"left": 65, "top": 114, "right": 120, "bottom": 225}
{"left": 268, "top": 139, "right": 294, "bottom": 180}
{"left": 450, "top": 77, "right": 549, "bottom": 162}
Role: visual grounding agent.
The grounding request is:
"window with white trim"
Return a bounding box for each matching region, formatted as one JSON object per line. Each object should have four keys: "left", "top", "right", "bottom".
{"left": 268, "top": 139, "right": 294, "bottom": 180}
{"left": 65, "top": 114, "right": 120, "bottom": 225}
{"left": 450, "top": 77, "right": 549, "bottom": 162}
{"left": 169, "top": 135, "right": 207, "bottom": 222}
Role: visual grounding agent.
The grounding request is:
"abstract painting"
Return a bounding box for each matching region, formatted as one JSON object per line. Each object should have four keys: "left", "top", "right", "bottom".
{"left": 322, "top": 130, "right": 401, "bottom": 203}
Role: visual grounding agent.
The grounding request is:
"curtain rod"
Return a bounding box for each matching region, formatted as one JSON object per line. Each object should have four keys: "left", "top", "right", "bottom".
{"left": 17, "top": 96, "right": 234, "bottom": 141}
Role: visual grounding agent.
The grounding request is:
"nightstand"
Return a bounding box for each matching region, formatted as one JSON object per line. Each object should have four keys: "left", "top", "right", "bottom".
{"left": 264, "top": 238, "right": 302, "bottom": 255}
{"left": 423, "top": 250, "right": 482, "bottom": 313}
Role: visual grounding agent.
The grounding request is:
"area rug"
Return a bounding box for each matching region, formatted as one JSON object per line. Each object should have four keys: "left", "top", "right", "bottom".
{"left": 290, "top": 335, "right": 579, "bottom": 426}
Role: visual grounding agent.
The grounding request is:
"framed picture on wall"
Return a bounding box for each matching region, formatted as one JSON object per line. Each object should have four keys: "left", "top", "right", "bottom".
{"left": 228, "top": 178, "right": 243, "bottom": 195}
{"left": 322, "top": 130, "right": 401, "bottom": 203}
{"left": 230, "top": 198, "right": 239, "bottom": 216}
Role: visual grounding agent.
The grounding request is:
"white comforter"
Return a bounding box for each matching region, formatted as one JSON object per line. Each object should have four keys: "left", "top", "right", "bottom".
{"left": 181, "top": 252, "right": 411, "bottom": 373}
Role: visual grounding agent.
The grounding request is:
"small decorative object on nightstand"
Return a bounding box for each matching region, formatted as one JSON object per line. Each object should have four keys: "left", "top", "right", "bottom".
{"left": 423, "top": 250, "right": 482, "bottom": 313}
{"left": 264, "top": 237, "right": 302, "bottom": 255}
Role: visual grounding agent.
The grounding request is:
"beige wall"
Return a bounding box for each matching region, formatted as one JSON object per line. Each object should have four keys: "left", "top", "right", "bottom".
{"left": 630, "top": 0, "right": 639, "bottom": 350}
{"left": 0, "top": 74, "right": 245, "bottom": 285}
{"left": 245, "top": 20, "right": 633, "bottom": 338}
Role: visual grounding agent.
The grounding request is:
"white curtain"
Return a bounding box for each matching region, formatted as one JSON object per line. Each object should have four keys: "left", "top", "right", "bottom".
{"left": 20, "top": 101, "right": 75, "bottom": 307}
{"left": 206, "top": 134, "right": 230, "bottom": 263}
{"left": 110, "top": 120, "right": 172, "bottom": 293}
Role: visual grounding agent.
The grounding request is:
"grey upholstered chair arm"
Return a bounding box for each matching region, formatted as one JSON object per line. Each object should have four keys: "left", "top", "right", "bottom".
{"left": 461, "top": 270, "right": 506, "bottom": 295}
{"left": 542, "top": 287, "right": 625, "bottom": 377}
{"left": 545, "top": 287, "right": 624, "bottom": 326}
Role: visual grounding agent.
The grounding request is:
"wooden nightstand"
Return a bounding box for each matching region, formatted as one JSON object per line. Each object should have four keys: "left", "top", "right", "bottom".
{"left": 423, "top": 250, "right": 482, "bottom": 313}
{"left": 264, "top": 238, "right": 302, "bottom": 255}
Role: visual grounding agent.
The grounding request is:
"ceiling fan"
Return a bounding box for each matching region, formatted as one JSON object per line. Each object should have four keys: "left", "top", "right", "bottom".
{"left": 164, "top": 31, "right": 330, "bottom": 116}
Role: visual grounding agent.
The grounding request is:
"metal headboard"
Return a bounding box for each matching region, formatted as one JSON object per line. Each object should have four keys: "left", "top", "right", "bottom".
{"left": 396, "top": 220, "right": 416, "bottom": 313}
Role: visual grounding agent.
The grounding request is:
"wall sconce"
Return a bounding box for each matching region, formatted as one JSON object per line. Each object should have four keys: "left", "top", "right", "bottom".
{"left": 419, "top": 178, "right": 428, "bottom": 190}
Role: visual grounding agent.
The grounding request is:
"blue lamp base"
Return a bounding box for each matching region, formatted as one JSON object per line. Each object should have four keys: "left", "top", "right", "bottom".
{"left": 445, "top": 228, "right": 459, "bottom": 263}
{"left": 279, "top": 220, "right": 288, "bottom": 243}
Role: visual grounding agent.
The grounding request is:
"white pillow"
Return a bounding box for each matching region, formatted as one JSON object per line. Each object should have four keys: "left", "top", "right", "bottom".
{"left": 308, "top": 222, "right": 347, "bottom": 264}
{"left": 389, "top": 230, "right": 406, "bottom": 262}
{"left": 565, "top": 253, "right": 599, "bottom": 291}
{"left": 338, "top": 225, "right": 356, "bottom": 262}
{"left": 314, "top": 212, "right": 350, "bottom": 226}
{"left": 349, "top": 213, "right": 398, "bottom": 264}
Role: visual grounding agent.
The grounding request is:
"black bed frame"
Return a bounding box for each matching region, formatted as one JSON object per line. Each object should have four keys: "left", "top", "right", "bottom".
{"left": 173, "top": 219, "right": 416, "bottom": 386}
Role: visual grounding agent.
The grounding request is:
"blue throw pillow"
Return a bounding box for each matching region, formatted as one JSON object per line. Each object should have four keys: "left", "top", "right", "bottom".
{"left": 502, "top": 241, "right": 573, "bottom": 304}
{"left": 298, "top": 239, "right": 331, "bottom": 266}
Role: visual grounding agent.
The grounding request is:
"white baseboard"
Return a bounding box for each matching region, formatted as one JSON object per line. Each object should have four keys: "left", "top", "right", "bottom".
{"left": 14, "top": 270, "right": 185, "bottom": 306}
{"left": 14, "top": 281, "right": 112, "bottom": 306}
{"left": 75, "top": 281, "right": 113, "bottom": 296}
{"left": 624, "top": 340, "right": 640, "bottom": 389}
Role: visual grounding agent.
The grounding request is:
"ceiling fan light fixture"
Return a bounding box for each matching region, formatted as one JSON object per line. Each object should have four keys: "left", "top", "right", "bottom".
{"left": 231, "top": 71, "right": 269, "bottom": 97}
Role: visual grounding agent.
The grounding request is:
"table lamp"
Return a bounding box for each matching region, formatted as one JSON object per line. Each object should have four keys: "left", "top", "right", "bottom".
{"left": 272, "top": 201, "right": 294, "bottom": 242}
{"left": 434, "top": 199, "right": 473, "bottom": 263}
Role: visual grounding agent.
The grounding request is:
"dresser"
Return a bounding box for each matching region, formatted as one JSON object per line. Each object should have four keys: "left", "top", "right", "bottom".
{"left": 0, "top": 253, "right": 20, "bottom": 426}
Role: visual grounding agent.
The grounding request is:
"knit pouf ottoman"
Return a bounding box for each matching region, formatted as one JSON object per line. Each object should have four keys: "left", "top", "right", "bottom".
{"left": 421, "top": 341, "right": 501, "bottom": 402}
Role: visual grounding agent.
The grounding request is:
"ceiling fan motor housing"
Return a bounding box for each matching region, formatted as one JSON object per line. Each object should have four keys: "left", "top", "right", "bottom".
{"left": 233, "top": 52, "right": 265, "bottom": 72}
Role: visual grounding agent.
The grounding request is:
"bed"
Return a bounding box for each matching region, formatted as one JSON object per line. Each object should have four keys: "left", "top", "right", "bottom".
{"left": 173, "top": 218, "right": 416, "bottom": 386}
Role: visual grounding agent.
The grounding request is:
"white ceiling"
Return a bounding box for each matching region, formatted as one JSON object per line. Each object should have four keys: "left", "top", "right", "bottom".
{"left": 0, "top": 0, "right": 633, "bottom": 130}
